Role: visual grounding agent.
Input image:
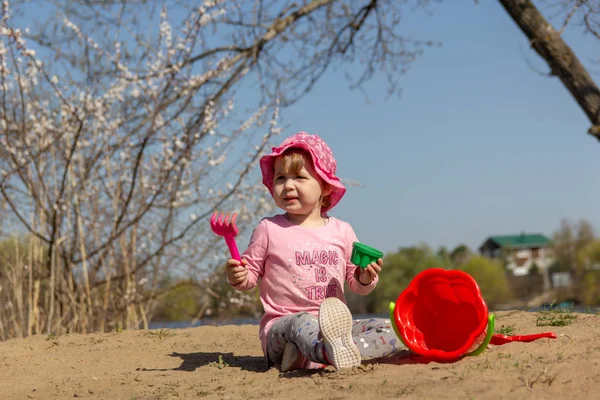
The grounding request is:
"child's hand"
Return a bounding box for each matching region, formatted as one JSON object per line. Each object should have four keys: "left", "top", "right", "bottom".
{"left": 226, "top": 258, "right": 249, "bottom": 287}
{"left": 358, "top": 258, "right": 382, "bottom": 285}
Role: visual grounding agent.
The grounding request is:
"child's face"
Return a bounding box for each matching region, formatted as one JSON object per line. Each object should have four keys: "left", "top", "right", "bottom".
{"left": 272, "top": 152, "right": 331, "bottom": 215}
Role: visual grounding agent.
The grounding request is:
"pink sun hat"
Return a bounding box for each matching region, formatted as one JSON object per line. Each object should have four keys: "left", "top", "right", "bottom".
{"left": 259, "top": 132, "right": 346, "bottom": 212}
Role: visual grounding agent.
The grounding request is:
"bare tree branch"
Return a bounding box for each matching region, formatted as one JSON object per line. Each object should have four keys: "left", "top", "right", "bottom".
{"left": 499, "top": 0, "right": 600, "bottom": 141}
{"left": 0, "top": 0, "right": 435, "bottom": 339}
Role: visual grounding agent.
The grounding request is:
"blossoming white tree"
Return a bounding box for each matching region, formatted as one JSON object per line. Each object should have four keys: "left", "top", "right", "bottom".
{"left": 0, "top": 0, "right": 434, "bottom": 339}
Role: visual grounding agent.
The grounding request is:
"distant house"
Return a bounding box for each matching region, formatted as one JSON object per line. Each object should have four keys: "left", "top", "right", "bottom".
{"left": 478, "top": 233, "right": 554, "bottom": 277}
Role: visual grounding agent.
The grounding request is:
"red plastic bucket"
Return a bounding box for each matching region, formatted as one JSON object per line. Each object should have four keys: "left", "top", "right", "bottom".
{"left": 390, "top": 268, "right": 490, "bottom": 360}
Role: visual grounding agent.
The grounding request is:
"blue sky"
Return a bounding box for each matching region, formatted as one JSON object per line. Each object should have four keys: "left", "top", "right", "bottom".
{"left": 257, "top": 1, "right": 600, "bottom": 254}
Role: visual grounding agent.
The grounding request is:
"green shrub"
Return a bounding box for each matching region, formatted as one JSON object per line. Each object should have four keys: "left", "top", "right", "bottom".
{"left": 458, "top": 256, "right": 513, "bottom": 308}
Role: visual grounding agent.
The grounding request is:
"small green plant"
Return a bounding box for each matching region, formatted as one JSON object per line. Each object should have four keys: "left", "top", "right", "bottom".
{"left": 471, "top": 358, "right": 492, "bottom": 371}
{"left": 46, "top": 333, "right": 56, "bottom": 340}
{"left": 536, "top": 302, "right": 577, "bottom": 327}
{"left": 452, "top": 370, "right": 466, "bottom": 381}
{"left": 495, "top": 324, "right": 516, "bottom": 335}
{"left": 146, "top": 328, "right": 173, "bottom": 340}
{"left": 396, "top": 386, "right": 414, "bottom": 397}
{"left": 208, "top": 355, "right": 229, "bottom": 369}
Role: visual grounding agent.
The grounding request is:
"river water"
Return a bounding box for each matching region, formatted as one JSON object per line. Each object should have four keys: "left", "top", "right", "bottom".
{"left": 149, "top": 303, "right": 599, "bottom": 330}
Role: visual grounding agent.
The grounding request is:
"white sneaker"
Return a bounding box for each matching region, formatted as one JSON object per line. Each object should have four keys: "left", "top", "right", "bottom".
{"left": 318, "top": 297, "right": 361, "bottom": 370}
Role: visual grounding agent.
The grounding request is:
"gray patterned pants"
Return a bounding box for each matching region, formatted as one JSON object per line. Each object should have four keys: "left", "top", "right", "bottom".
{"left": 266, "top": 312, "right": 403, "bottom": 366}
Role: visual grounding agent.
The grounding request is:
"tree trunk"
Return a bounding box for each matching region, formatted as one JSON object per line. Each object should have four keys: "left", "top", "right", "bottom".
{"left": 498, "top": 0, "right": 600, "bottom": 142}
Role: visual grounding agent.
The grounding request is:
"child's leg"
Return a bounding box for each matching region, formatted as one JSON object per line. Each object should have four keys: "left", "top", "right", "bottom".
{"left": 266, "top": 299, "right": 364, "bottom": 371}
{"left": 266, "top": 312, "right": 326, "bottom": 369}
{"left": 351, "top": 318, "right": 404, "bottom": 360}
{"left": 267, "top": 300, "right": 391, "bottom": 370}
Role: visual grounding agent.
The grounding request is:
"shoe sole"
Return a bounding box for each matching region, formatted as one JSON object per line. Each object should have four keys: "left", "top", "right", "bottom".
{"left": 318, "top": 298, "right": 361, "bottom": 370}
{"left": 281, "top": 342, "right": 302, "bottom": 372}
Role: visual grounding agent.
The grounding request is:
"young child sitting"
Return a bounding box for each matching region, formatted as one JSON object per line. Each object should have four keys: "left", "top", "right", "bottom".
{"left": 226, "top": 132, "right": 402, "bottom": 371}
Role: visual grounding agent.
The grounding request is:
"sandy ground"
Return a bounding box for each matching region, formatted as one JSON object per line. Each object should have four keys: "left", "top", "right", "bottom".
{"left": 0, "top": 310, "right": 598, "bottom": 400}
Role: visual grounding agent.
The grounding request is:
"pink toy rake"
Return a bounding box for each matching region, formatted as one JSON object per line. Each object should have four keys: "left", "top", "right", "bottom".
{"left": 209, "top": 211, "right": 241, "bottom": 261}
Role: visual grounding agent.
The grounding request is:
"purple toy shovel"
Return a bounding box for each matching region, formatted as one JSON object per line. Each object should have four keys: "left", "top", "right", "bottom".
{"left": 209, "top": 211, "right": 241, "bottom": 261}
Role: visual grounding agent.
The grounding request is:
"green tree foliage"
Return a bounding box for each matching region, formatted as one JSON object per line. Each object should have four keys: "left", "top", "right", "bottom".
{"left": 368, "top": 245, "right": 513, "bottom": 314}
{"left": 449, "top": 244, "right": 471, "bottom": 266}
{"left": 576, "top": 240, "right": 600, "bottom": 273}
{"left": 0, "top": 236, "right": 48, "bottom": 272}
{"left": 153, "top": 268, "right": 263, "bottom": 321}
{"left": 457, "top": 256, "right": 513, "bottom": 308}
{"left": 528, "top": 262, "right": 540, "bottom": 277}
{"left": 155, "top": 283, "right": 201, "bottom": 321}
{"left": 552, "top": 219, "right": 596, "bottom": 273}
{"left": 436, "top": 246, "right": 451, "bottom": 263}
{"left": 581, "top": 273, "right": 599, "bottom": 306}
{"left": 576, "top": 240, "right": 600, "bottom": 305}
{"left": 551, "top": 219, "right": 597, "bottom": 302}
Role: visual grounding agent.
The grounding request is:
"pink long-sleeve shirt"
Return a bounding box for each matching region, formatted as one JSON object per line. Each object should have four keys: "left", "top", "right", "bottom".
{"left": 233, "top": 214, "right": 378, "bottom": 356}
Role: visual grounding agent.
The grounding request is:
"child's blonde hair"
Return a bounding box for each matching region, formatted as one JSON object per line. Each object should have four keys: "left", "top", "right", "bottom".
{"left": 279, "top": 149, "right": 332, "bottom": 210}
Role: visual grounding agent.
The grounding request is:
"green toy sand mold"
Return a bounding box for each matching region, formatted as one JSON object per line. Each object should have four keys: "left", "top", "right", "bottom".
{"left": 351, "top": 242, "right": 383, "bottom": 268}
